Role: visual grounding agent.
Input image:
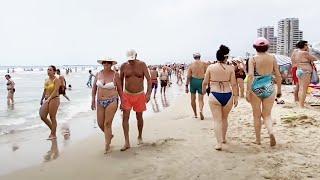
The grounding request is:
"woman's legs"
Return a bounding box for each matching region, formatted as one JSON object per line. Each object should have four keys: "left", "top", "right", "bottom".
{"left": 237, "top": 78, "right": 245, "bottom": 98}
{"left": 48, "top": 98, "right": 60, "bottom": 139}
{"left": 250, "top": 94, "right": 262, "bottom": 144}
{"left": 208, "top": 95, "right": 223, "bottom": 150}
{"left": 97, "top": 103, "right": 105, "bottom": 132}
{"left": 104, "top": 102, "right": 118, "bottom": 153}
{"left": 7, "top": 91, "right": 14, "bottom": 105}
{"left": 221, "top": 97, "right": 233, "bottom": 143}
{"left": 261, "top": 93, "right": 276, "bottom": 146}
{"left": 298, "top": 74, "right": 311, "bottom": 108}
{"left": 39, "top": 102, "right": 52, "bottom": 132}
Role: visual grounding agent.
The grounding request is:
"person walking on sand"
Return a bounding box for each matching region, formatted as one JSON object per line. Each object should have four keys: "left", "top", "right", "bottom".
{"left": 39, "top": 65, "right": 61, "bottom": 140}
{"left": 246, "top": 37, "right": 282, "bottom": 146}
{"left": 91, "top": 57, "right": 123, "bottom": 153}
{"left": 120, "top": 49, "right": 152, "bottom": 151}
{"left": 202, "top": 45, "right": 238, "bottom": 150}
{"left": 177, "top": 67, "right": 183, "bottom": 85}
{"left": 160, "top": 66, "right": 169, "bottom": 95}
{"left": 5, "top": 74, "right": 15, "bottom": 106}
{"left": 87, "top": 70, "right": 95, "bottom": 88}
{"left": 185, "top": 53, "right": 207, "bottom": 120}
{"left": 295, "top": 40, "right": 318, "bottom": 108}
{"left": 291, "top": 48, "right": 299, "bottom": 102}
{"left": 232, "top": 58, "right": 246, "bottom": 98}
{"left": 150, "top": 66, "right": 159, "bottom": 98}
{"left": 56, "top": 69, "right": 70, "bottom": 101}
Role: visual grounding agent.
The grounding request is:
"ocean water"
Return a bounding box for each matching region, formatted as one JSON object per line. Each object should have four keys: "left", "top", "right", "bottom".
{"left": 0, "top": 66, "right": 186, "bottom": 175}
{"left": 0, "top": 67, "right": 184, "bottom": 137}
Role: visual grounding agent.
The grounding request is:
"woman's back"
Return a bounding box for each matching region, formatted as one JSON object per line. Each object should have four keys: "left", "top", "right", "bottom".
{"left": 206, "top": 63, "right": 234, "bottom": 92}
{"left": 250, "top": 53, "right": 275, "bottom": 76}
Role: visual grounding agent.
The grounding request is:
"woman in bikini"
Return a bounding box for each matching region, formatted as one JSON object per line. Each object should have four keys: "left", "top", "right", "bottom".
{"left": 233, "top": 58, "right": 246, "bottom": 98}
{"left": 5, "top": 74, "right": 15, "bottom": 106}
{"left": 246, "top": 37, "right": 282, "bottom": 146}
{"left": 202, "top": 45, "right": 239, "bottom": 150}
{"left": 91, "top": 57, "right": 123, "bottom": 153}
{"left": 39, "top": 65, "right": 61, "bottom": 140}
{"left": 295, "top": 40, "right": 318, "bottom": 108}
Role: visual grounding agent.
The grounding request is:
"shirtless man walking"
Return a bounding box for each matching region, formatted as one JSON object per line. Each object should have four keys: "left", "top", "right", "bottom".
{"left": 120, "top": 49, "right": 152, "bottom": 151}
{"left": 185, "top": 53, "right": 207, "bottom": 120}
{"left": 150, "top": 66, "right": 159, "bottom": 98}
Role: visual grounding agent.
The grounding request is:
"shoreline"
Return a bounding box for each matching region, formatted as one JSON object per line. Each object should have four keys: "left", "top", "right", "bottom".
{"left": 1, "top": 85, "right": 320, "bottom": 180}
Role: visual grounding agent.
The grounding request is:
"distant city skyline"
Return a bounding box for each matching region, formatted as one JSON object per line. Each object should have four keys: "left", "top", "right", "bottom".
{"left": 0, "top": 0, "right": 319, "bottom": 65}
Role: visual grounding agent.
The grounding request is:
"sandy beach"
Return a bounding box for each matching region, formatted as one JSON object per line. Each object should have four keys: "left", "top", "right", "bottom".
{"left": 1, "top": 84, "right": 319, "bottom": 180}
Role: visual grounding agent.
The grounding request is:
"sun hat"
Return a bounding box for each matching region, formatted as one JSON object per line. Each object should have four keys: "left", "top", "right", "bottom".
{"left": 254, "top": 37, "right": 269, "bottom": 46}
{"left": 97, "top": 57, "right": 117, "bottom": 65}
{"left": 126, "top": 49, "right": 137, "bottom": 60}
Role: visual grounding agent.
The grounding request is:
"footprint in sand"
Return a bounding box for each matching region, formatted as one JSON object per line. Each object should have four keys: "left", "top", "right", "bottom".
{"left": 141, "top": 138, "right": 186, "bottom": 148}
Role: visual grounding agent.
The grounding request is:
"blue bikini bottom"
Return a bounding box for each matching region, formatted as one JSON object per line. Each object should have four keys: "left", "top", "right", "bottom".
{"left": 211, "top": 92, "right": 232, "bottom": 106}
{"left": 98, "top": 97, "right": 118, "bottom": 108}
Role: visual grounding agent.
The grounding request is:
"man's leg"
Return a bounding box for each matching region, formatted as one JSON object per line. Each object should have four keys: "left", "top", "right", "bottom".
{"left": 191, "top": 93, "right": 197, "bottom": 117}
{"left": 121, "top": 110, "right": 131, "bottom": 151}
{"left": 136, "top": 112, "right": 144, "bottom": 144}
{"left": 198, "top": 93, "right": 204, "bottom": 120}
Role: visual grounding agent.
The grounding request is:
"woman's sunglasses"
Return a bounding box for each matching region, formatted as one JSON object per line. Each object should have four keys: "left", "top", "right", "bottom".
{"left": 102, "top": 61, "right": 113, "bottom": 65}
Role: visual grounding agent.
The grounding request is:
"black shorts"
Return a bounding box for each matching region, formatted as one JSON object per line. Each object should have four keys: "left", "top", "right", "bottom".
{"left": 160, "top": 80, "right": 168, "bottom": 87}
{"left": 152, "top": 82, "right": 158, "bottom": 89}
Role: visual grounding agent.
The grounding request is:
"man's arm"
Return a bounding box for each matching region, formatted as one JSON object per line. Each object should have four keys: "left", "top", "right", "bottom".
{"left": 120, "top": 63, "right": 125, "bottom": 92}
{"left": 185, "top": 64, "right": 192, "bottom": 93}
{"left": 143, "top": 62, "right": 152, "bottom": 96}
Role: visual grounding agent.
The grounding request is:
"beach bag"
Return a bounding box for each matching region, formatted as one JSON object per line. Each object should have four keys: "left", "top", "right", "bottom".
{"left": 311, "top": 65, "right": 319, "bottom": 85}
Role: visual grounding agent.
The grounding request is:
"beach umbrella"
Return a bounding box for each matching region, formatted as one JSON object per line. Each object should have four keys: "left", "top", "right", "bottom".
{"left": 274, "top": 54, "right": 291, "bottom": 66}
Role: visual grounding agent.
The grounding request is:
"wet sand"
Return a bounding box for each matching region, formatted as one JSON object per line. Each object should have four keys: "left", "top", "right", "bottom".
{"left": 1, "top": 85, "right": 320, "bottom": 180}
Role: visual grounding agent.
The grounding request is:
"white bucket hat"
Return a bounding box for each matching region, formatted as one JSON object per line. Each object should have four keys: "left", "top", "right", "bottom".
{"left": 97, "top": 57, "right": 117, "bottom": 65}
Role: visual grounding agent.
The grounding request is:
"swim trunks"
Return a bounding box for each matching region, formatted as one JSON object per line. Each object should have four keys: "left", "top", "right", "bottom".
{"left": 291, "top": 66, "right": 298, "bottom": 85}
{"left": 190, "top": 77, "right": 203, "bottom": 94}
{"left": 122, "top": 91, "right": 146, "bottom": 112}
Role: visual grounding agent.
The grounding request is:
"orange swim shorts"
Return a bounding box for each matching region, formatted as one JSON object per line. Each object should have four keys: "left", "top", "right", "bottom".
{"left": 122, "top": 92, "right": 146, "bottom": 112}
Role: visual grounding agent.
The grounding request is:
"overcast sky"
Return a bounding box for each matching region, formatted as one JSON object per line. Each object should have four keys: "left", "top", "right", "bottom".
{"left": 0, "top": 0, "right": 319, "bottom": 66}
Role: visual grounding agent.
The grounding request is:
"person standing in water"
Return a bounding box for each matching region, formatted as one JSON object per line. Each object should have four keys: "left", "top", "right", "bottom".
{"left": 185, "top": 53, "right": 207, "bottom": 120}
{"left": 91, "top": 57, "right": 123, "bottom": 153}
{"left": 150, "top": 66, "right": 159, "bottom": 98}
{"left": 87, "top": 70, "right": 95, "bottom": 88}
{"left": 5, "top": 74, "right": 15, "bottom": 106}
{"left": 56, "top": 69, "right": 70, "bottom": 101}
{"left": 202, "top": 45, "right": 238, "bottom": 150}
{"left": 159, "top": 66, "right": 169, "bottom": 95}
{"left": 120, "top": 49, "right": 152, "bottom": 151}
{"left": 246, "top": 37, "right": 282, "bottom": 146}
{"left": 39, "top": 65, "right": 61, "bottom": 140}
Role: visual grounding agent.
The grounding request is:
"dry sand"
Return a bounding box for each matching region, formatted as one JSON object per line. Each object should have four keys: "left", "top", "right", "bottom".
{"left": 1, "top": 86, "right": 320, "bottom": 180}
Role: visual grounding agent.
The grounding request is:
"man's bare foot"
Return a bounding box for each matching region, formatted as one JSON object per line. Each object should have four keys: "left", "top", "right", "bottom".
{"left": 120, "top": 145, "right": 130, "bottom": 151}
{"left": 200, "top": 112, "right": 204, "bottom": 120}
{"left": 270, "top": 134, "right": 276, "bottom": 147}
{"left": 215, "top": 144, "right": 222, "bottom": 151}
{"left": 47, "top": 135, "right": 57, "bottom": 140}
{"left": 137, "top": 138, "right": 143, "bottom": 145}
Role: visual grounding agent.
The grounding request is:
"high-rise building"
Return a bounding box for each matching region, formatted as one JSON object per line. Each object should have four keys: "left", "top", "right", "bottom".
{"left": 257, "top": 26, "right": 277, "bottom": 54}
{"left": 277, "top": 18, "right": 303, "bottom": 56}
